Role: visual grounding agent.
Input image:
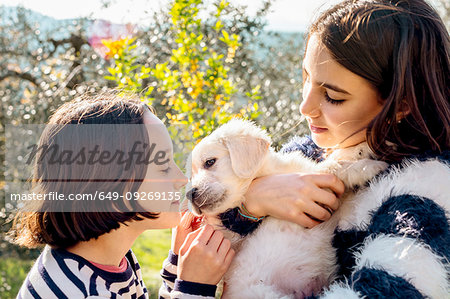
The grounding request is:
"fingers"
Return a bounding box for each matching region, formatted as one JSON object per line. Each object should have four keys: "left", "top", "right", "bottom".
{"left": 217, "top": 236, "right": 231, "bottom": 256}
{"left": 179, "top": 211, "right": 196, "bottom": 230}
{"left": 312, "top": 187, "right": 340, "bottom": 212}
{"left": 288, "top": 211, "right": 322, "bottom": 228}
{"left": 177, "top": 226, "right": 235, "bottom": 285}
{"left": 307, "top": 173, "right": 345, "bottom": 197}
{"left": 222, "top": 246, "right": 235, "bottom": 269}
{"left": 206, "top": 230, "right": 224, "bottom": 250}
{"left": 179, "top": 225, "right": 204, "bottom": 255}
{"left": 304, "top": 199, "right": 333, "bottom": 222}
{"left": 217, "top": 237, "right": 234, "bottom": 269}
{"left": 195, "top": 224, "right": 215, "bottom": 245}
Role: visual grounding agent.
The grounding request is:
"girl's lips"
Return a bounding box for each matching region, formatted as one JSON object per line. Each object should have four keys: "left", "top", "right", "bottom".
{"left": 309, "top": 124, "right": 328, "bottom": 133}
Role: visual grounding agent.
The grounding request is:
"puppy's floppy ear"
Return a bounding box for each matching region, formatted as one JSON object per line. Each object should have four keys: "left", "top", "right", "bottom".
{"left": 222, "top": 136, "right": 270, "bottom": 178}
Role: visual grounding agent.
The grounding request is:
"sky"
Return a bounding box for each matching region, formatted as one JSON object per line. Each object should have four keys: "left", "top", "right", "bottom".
{"left": 0, "top": 0, "right": 343, "bottom": 32}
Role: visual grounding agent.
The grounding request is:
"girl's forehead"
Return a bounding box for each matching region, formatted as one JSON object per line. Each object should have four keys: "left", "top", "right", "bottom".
{"left": 142, "top": 110, "right": 173, "bottom": 151}
{"left": 143, "top": 109, "right": 164, "bottom": 125}
{"left": 304, "top": 34, "right": 376, "bottom": 95}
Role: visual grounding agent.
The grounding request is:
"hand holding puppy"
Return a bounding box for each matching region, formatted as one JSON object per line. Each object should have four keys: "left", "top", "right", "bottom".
{"left": 177, "top": 224, "right": 235, "bottom": 285}
{"left": 171, "top": 212, "right": 203, "bottom": 255}
{"left": 244, "top": 173, "right": 345, "bottom": 228}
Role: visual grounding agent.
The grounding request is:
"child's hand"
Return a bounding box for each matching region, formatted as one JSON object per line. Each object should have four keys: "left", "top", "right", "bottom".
{"left": 171, "top": 212, "right": 204, "bottom": 255}
{"left": 177, "top": 224, "right": 235, "bottom": 285}
{"left": 244, "top": 173, "right": 344, "bottom": 228}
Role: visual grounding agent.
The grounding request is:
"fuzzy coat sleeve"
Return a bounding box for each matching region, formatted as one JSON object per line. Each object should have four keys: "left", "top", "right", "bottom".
{"left": 282, "top": 137, "right": 450, "bottom": 299}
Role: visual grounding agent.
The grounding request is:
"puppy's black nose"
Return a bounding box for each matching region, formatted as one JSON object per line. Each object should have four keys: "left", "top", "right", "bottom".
{"left": 186, "top": 188, "right": 198, "bottom": 201}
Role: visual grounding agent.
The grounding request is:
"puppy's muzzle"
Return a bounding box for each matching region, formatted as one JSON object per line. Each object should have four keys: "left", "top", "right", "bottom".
{"left": 186, "top": 187, "right": 203, "bottom": 214}
{"left": 186, "top": 186, "right": 226, "bottom": 215}
{"left": 186, "top": 187, "right": 198, "bottom": 201}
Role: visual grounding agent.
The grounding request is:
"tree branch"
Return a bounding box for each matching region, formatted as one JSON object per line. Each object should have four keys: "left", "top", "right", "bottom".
{"left": 0, "top": 70, "right": 39, "bottom": 86}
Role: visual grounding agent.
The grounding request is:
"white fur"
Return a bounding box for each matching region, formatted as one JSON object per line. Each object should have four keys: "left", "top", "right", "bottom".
{"left": 354, "top": 235, "right": 450, "bottom": 299}
{"left": 320, "top": 283, "right": 362, "bottom": 299}
{"left": 189, "top": 119, "right": 388, "bottom": 298}
{"left": 223, "top": 218, "right": 338, "bottom": 299}
{"left": 337, "top": 159, "right": 450, "bottom": 231}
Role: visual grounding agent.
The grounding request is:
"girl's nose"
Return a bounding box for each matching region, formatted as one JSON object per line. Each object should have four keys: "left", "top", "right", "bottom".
{"left": 300, "top": 86, "right": 321, "bottom": 118}
{"left": 174, "top": 171, "right": 188, "bottom": 190}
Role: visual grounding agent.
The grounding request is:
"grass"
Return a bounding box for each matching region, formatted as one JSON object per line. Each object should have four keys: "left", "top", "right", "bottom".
{"left": 0, "top": 258, "right": 35, "bottom": 299}
{"left": 131, "top": 229, "right": 172, "bottom": 298}
{"left": 0, "top": 229, "right": 172, "bottom": 299}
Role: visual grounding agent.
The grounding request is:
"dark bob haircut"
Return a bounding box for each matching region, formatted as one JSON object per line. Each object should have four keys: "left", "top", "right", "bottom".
{"left": 13, "top": 91, "right": 160, "bottom": 248}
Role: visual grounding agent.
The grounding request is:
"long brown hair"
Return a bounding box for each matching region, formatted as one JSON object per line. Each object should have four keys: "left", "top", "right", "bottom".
{"left": 307, "top": 0, "right": 449, "bottom": 162}
{"left": 13, "top": 91, "right": 160, "bottom": 248}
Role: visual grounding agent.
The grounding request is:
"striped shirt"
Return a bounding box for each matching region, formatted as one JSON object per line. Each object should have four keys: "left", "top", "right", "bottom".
{"left": 158, "top": 250, "right": 217, "bottom": 299}
{"left": 18, "top": 246, "right": 148, "bottom": 299}
{"left": 18, "top": 247, "right": 217, "bottom": 299}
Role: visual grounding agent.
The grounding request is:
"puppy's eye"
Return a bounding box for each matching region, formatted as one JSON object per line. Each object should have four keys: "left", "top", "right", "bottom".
{"left": 204, "top": 158, "right": 216, "bottom": 169}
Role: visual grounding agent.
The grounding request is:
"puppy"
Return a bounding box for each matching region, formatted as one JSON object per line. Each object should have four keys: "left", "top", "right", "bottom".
{"left": 187, "top": 119, "right": 387, "bottom": 299}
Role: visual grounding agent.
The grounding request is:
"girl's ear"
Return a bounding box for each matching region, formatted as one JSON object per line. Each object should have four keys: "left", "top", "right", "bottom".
{"left": 395, "top": 99, "right": 411, "bottom": 123}
{"left": 222, "top": 136, "right": 270, "bottom": 179}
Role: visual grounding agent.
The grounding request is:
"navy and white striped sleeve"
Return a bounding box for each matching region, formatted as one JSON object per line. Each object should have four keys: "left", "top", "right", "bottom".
{"left": 158, "top": 251, "right": 217, "bottom": 299}
{"left": 159, "top": 250, "right": 178, "bottom": 297}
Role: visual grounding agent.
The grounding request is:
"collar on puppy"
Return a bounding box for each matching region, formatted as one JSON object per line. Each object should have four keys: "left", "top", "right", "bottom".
{"left": 219, "top": 207, "right": 263, "bottom": 236}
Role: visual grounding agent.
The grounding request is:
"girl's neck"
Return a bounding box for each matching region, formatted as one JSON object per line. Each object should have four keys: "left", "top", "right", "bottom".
{"left": 66, "top": 223, "right": 143, "bottom": 267}
{"left": 323, "top": 147, "right": 335, "bottom": 159}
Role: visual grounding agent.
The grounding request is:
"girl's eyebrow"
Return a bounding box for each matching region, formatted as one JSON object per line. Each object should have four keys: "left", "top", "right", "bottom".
{"left": 303, "top": 66, "right": 352, "bottom": 95}
{"left": 319, "top": 82, "right": 352, "bottom": 95}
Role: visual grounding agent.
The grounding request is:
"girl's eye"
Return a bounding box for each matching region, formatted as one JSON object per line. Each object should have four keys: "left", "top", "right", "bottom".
{"left": 204, "top": 158, "right": 216, "bottom": 169}
{"left": 160, "top": 167, "right": 171, "bottom": 174}
{"left": 324, "top": 92, "right": 345, "bottom": 105}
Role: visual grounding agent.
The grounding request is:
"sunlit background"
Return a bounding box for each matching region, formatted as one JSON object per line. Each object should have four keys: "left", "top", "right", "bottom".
{"left": 1, "top": 0, "right": 343, "bottom": 31}
{"left": 0, "top": 0, "right": 448, "bottom": 298}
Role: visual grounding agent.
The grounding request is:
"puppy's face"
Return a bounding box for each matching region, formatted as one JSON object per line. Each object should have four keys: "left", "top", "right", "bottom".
{"left": 186, "top": 120, "right": 271, "bottom": 216}
{"left": 187, "top": 139, "right": 247, "bottom": 215}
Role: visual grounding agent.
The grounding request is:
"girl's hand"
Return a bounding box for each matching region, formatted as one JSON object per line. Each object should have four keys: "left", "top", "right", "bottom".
{"left": 244, "top": 173, "right": 345, "bottom": 228}
{"left": 177, "top": 224, "right": 235, "bottom": 285}
{"left": 171, "top": 212, "right": 204, "bottom": 255}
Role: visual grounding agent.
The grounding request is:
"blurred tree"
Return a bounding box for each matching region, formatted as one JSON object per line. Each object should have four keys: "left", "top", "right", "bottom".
{"left": 435, "top": 0, "right": 450, "bottom": 29}
{"left": 103, "top": 0, "right": 263, "bottom": 161}
{"left": 1, "top": 0, "right": 449, "bottom": 297}
{"left": 0, "top": 7, "right": 110, "bottom": 262}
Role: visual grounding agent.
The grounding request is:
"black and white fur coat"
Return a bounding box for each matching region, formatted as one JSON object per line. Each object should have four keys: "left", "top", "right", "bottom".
{"left": 222, "top": 136, "right": 450, "bottom": 299}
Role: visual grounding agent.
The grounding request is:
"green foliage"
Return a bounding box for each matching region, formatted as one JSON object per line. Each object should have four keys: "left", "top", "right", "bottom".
{"left": 104, "top": 0, "right": 261, "bottom": 160}
{"left": 0, "top": 258, "right": 34, "bottom": 299}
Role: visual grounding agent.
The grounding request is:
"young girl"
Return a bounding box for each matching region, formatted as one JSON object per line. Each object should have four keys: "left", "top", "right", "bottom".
{"left": 230, "top": 0, "right": 449, "bottom": 297}
{"left": 13, "top": 93, "right": 234, "bottom": 298}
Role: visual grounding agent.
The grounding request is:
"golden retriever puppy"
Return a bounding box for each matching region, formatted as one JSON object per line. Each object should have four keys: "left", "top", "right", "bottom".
{"left": 187, "top": 119, "right": 387, "bottom": 299}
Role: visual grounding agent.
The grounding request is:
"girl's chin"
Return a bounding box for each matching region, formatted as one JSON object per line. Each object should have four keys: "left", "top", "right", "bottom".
{"left": 164, "top": 212, "right": 182, "bottom": 227}
{"left": 145, "top": 212, "right": 182, "bottom": 229}
{"left": 311, "top": 133, "right": 336, "bottom": 149}
{"left": 313, "top": 133, "right": 366, "bottom": 150}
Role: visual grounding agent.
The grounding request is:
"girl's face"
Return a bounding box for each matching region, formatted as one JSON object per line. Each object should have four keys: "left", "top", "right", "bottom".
{"left": 300, "top": 34, "right": 384, "bottom": 149}
{"left": 136, "top": 110, "right": 188, "bottom": 229}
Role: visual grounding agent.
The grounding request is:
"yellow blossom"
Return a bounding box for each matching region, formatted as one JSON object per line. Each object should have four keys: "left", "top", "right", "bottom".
{"left": 102, "top": 37, "right": 133, "bottom": 60}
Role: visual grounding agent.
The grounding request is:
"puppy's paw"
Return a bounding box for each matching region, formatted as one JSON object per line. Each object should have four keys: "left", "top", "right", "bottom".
{"left": 336, "top": 159, "right": 388, "bottom": 188}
